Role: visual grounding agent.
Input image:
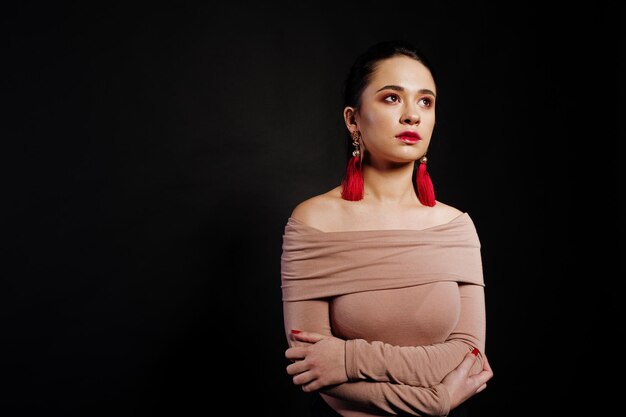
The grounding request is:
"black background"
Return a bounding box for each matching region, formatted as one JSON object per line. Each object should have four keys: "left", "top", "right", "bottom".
{"left": 3, "top": 1, "right": 624, "bottom": 416}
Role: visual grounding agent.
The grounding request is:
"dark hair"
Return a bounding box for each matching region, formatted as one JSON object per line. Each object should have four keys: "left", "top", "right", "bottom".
{"left": 342, "top": 40, "right": 437, "bottom": 160}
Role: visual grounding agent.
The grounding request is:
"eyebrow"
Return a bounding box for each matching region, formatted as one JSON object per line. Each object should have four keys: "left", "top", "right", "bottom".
{"left": 375, "top": 85, "right": 436, "bottom": 97}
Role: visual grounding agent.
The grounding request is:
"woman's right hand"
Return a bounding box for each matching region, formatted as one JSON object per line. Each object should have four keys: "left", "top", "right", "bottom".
{"left": 441, "top": 348, "right": 493, "bottom": 410}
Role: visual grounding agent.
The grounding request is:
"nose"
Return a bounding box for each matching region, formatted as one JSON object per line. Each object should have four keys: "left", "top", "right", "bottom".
{"left": 401, "top": 104, "right": 420, "bottom": 125}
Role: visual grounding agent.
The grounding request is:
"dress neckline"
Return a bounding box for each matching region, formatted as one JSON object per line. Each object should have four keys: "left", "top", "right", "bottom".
{"left": 287, "top": 212, "right": 469, "bottom": 234}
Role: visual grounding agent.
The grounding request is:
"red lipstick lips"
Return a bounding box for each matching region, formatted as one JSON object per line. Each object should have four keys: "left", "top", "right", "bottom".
{"left": 396, "top": 131, "right": 421, "bottom": 144}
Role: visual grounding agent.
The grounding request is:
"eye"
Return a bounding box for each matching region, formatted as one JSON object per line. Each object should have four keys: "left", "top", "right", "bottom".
{"left": 383, "top": 94, "right": 400, "bottom": 103}
{"left": 419, "top": 97, "right": 434, "bottom": 107}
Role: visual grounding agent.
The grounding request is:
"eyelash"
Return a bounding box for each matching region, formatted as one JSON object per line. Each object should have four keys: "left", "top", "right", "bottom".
{"left": 383, "top": 94, "right": 433, "bottom": 107}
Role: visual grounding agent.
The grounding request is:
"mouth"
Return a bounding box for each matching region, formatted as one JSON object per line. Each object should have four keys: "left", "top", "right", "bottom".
{"left": 395, "top": 131, "right": 421, "bottom": 144}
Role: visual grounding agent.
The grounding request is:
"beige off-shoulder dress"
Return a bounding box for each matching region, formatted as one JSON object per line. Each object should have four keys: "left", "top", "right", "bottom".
{"left": 281, "top": 213, "right": 486, "bottom": 417}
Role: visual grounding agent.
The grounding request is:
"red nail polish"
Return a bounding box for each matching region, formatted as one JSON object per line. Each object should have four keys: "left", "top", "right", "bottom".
{"left": 471, "top": 347, "right": 479, "bottom": 356}
{"left": 291, "top": 330, "right": 301, "bottom": 334}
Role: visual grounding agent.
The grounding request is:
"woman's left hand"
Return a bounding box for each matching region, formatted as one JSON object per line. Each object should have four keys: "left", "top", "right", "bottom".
{"left": 285, "top": 331, "right": 348, "bottom": 392}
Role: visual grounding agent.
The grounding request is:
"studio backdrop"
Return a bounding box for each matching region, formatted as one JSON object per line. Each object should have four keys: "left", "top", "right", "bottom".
{"left": 3, "top": 2, "right": 623, "bottom": 416}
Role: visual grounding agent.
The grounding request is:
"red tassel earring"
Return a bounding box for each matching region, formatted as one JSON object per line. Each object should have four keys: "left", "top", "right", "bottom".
{"left": 341, "top": 131, "right": 364, "bottom": 201}
{"left": 416, "top": 154, "right": 436, "bottom": 206}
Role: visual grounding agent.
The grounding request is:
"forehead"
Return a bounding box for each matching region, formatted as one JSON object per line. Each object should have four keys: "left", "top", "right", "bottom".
{"left": 367, "top": 55, "right": 436, "bottom": 93}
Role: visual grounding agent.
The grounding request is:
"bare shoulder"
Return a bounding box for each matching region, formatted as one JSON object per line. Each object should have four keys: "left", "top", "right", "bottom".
{"left": 430, "top": 200, "right": 465, "bottom": 224}
{"left": 290, "top": 186, "right": 343, "bottom": 229}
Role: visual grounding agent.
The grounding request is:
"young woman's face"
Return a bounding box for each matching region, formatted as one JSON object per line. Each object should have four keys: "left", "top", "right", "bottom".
{"left": 355, "top": 55, "right": 437, "bottom": 166}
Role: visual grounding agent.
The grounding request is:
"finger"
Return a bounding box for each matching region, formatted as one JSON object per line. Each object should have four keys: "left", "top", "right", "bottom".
{"left": 293, "top": 371, "right": 315, "bottom": 386}
{"left": 479, "top": 356, "right": 494, "bottom": 380}
{"left": 285, "top": 346, "right": 307, "bottom": 361}
{"left": 286, "top": 360, "right": 308, "bottom": 376}
{"left": 476, "top": 383, "right": 488, "bottom": 394}
{"left": 482, "top": 356, "right": 493, "bottom": 373}
{"left": 290, "top": 330, "right": 327, "bottom": 344}
{"left": 456, "top": 348, "right": 480, "bottom": 374}
{"left": 472, "top": 364, "right": 494, "bottom": 387}
{"left": 302, "top": 380, "right": 321, "bottom": 393}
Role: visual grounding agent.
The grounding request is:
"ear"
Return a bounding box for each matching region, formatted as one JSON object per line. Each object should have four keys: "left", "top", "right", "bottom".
{"left": 343, "top": 106, "right": 358, "bottom": 134}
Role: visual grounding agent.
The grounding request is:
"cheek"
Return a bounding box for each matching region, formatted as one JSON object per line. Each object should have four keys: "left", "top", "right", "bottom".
{"left": 360, "top": 109, "right": 380, "bottom": 125}
{"left": 360, "top": 106, "right": 396, "bottom": 129}
{"left": 422, "top": 114, "right": 436, "bottom": 132}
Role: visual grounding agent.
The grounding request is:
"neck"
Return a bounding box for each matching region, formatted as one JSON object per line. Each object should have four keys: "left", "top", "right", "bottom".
{"left": 361, "top": 162, "right": 417, "bottom": 205}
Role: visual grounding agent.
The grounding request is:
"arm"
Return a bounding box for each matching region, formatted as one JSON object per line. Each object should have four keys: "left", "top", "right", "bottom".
{"left": 287, "top": 333, "right": 492, "bottom": 417}
{"left": 321, "top": 379, "right": 451, "bottom": 416}
{"left": 284, "top": 299, "right": 453, "bottom": 415}
{"left": 343, "top": 283, "right": 486, "bottom": 387}
{"left": 322, "top": 351, "right": 491, "bottom": 417}
{"left": 289, "top": 284, "right": 485, "bottom": 388}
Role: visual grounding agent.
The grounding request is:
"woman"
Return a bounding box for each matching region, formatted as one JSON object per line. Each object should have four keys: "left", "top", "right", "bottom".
{"left": 280, "top": 40, "right": 493, "bottom": 416}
